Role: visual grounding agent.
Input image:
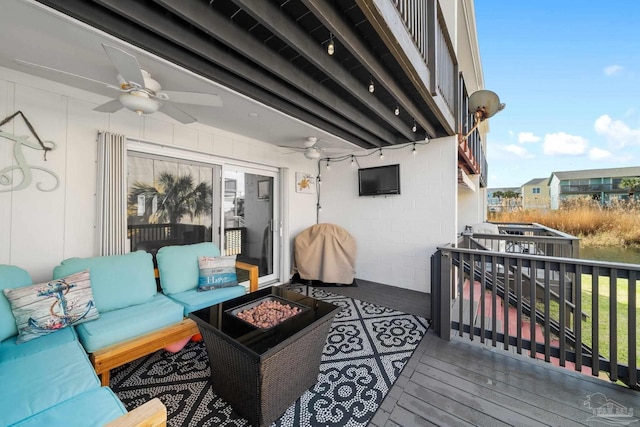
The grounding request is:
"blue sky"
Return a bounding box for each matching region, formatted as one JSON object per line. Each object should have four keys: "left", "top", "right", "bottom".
{"left": 475, "top": 1, "right": 640, "bottom": 188}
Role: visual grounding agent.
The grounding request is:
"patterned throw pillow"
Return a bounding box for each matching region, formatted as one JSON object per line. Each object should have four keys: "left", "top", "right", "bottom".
{"left": 198, "top": 255, "right": 238, "bottom": 291}
{"left": 3, "top": 270, "right": 99, "bottom": 343}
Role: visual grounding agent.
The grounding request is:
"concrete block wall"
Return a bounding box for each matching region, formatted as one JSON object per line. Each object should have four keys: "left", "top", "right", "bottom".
{"left": 317, "top": 136, "right": 459, "bottom": 293}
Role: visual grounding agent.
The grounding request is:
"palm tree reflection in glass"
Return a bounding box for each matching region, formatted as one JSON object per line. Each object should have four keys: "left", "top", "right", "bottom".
{"left": 128, "top": 172, "right": 213, "bottom": 224}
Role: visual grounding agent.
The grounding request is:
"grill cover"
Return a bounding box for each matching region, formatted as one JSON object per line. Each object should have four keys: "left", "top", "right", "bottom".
{"left": 293, "top": 223, "right": 356, "bottom": 285}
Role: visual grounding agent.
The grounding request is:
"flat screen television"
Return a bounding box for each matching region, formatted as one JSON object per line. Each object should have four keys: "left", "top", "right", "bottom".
{"left": 358, "top": 164, "right": 401, "bottom": 196}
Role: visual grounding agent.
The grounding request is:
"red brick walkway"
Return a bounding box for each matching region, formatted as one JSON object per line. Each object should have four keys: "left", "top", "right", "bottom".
{"left": 463, "top": 279, "right": 593, "bottom": 375}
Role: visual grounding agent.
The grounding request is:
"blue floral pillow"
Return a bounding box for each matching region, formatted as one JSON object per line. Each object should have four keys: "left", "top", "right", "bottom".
{"left": 3, "top": 270, "right": 99, "bottom": 343}
{"left": 198, "top": 255, "right": 238, "bottom": 291}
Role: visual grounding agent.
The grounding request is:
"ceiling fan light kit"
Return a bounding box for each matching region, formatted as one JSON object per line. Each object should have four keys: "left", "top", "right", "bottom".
{"left": 119, "top": 92, "right": 159, "bottom": 115}
{"left": 304, "top": 147, "right": 322, "bottom": 159}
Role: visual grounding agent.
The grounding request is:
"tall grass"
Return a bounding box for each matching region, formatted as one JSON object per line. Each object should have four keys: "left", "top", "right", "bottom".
{"left": 489, "top": 197, "right": 640, "bottom": 247}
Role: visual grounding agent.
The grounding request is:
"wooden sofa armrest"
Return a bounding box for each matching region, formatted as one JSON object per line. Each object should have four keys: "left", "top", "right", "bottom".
{"left": 105, "top": 398, "right": 166, "bottom": 427}
{"left": 235, "top": 261, "right": 259, "bottom": 292}
{"left": 91, "top": 318, "right": 200, "bottom": 386}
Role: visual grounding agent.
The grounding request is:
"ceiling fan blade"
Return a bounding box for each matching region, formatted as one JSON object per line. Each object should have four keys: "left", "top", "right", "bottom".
{"left": 94, "top": 99, "right": 124, "bottom": 113}
{"left": 314, "top": 140, "right": 331, "bottom": 149}
{"left": 102, "top": 44, "right": 145, "bottom": 88}
{"left": 14, "top": 59, "right": 118, "bottom": 90}
{"left": 160, "top": 91, "right": 222, "bottom": 107}
{"left": 159, "top": 104, "right": 196, "bottom": 124}
{"left": 277, "top": 145, "right": 305, "bottom": 150}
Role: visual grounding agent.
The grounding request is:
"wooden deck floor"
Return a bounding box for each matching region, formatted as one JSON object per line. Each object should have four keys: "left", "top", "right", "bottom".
{"left": 312, "top": 279, "right": 640, "bottom": 426}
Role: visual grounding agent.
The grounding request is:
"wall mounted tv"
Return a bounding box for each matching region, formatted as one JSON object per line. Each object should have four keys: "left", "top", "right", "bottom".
{"left": 358, "top": 164, "right": 401, "bottom": 196}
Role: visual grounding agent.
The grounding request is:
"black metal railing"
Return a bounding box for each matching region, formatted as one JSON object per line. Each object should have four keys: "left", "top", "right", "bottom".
{"left": 128, "top": 223, "right": 206, "bottom": 252}
{"left": 432, "top": 225, "right": 638, "bottom": 389}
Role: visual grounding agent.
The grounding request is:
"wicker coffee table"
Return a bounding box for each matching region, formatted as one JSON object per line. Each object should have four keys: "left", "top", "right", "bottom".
{"left": 189, "top": 286, "right": 340, "bottom": 427}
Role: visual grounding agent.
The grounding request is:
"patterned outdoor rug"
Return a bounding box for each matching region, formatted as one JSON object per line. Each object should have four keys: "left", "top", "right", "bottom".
{"left": 110, "top": 286, "right": 429, "bottom": 426}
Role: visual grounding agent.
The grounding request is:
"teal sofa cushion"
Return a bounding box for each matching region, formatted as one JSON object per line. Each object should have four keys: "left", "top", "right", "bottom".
{"left": 0, "top": 265, "right": 33, "bottom": 342}
{"left": 167, "top": 285, "right": 246, "bottom": 315}
{"left": 157, "top": 242, "right": 220, "bottom": 295}
{"left": 13, "top": 387, "right": 126, "bottom": 427}
{"left": 0, "top": 338, "right": 100, "bottom": 426}
{"left": 74, "top": 294, "right": 184, "bottom": 353}
{"left": 0, "top": 326, "right": 78, "bottom": 364}
{"left": 53, "top": 251, "right": 156, "bottom": 313}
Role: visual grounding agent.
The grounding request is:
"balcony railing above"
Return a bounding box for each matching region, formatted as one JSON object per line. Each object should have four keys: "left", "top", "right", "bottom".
{"left": 561, "top": 184, "right": 626, "bottom": 193}
{"left": 385, "top": 0, "right": 456, "bottom": 129}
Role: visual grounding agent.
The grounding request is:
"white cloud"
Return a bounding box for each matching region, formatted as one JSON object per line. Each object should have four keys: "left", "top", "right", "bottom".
{"left": 543, "top": 132, "right": 588, "bottom": 155}
{"left": 594, "top": 114, "right": 640, "bottom": 148}
{"left": 517, "top": 132, "right": 541, "bottom": 144}
{"left": 502, "top": 144, "right": 534, "bottom": 159}
{"left": 589, "top": 147, "right": 612, "bottom": 161}
{"left": 604, "top": 64, "right": 623, "bottom": 76}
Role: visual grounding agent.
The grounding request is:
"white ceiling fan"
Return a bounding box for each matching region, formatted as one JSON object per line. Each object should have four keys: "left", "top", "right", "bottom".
{"left": 280, "top": 137, "right": 352, "bottom": 159}
{"left": 15, "top": 43, "right": 222, "bottom": 124}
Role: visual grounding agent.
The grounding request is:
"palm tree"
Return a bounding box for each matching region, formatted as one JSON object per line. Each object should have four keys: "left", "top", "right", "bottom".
{"left": 619, "top": 177, "right": 640, "bottom": 199}
{"left": 128, "top": 172, "right": 213, "bottom": 224}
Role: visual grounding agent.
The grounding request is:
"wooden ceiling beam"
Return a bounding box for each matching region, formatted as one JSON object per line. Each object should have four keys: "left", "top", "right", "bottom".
{"left": 35, "top": 0, "right": 383, "bottom": 148}
{"left": 300, "top": 0, "right": 437, "bottom": 139}
{"left": 80, "top": 0, "right": 386, "bottom": 148}
{"left": 230, "top": 0, "right": 424, "bottom": 141}
{"left": 150, "top": 0, "right": 396, "bottom": 145}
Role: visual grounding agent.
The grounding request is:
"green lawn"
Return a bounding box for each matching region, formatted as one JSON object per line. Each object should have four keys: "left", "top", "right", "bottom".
{"left": 538, "top": 275, "right": 639, "bottom": 368}
{"left": 579, "top": 274, "right": 639, "bottom": 368}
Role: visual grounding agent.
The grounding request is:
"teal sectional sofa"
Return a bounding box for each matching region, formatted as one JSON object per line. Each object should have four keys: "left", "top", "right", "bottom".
{"left": 0, "top": 246, "right": 255, "bottom": 426}
{"left": 0, "top": 264, "right": 165, "bottom": 427}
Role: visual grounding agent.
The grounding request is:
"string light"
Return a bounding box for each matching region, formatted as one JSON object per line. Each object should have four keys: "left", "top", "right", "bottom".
{"left": 318, "top": 175, "right": 322, "bottom": 185}
{"left": 312, "top": 140, "right": 431, "bottom": 169}
{"left": 326, "top": 159, "right": 331, "bottom": 169}
{"left": 368, "top": 76, "right": 375, "bottom": 93}
{"left": 317, "top": 204, "right": 322, "bottom": 211}
{"left": 412, "top": 120, "right": 417, "bottom": 133}
{"left": 327, "top": 33, "right": 335, "bottom": 56}
{"left": 394, "top": 104, "right": 400, "bottom": 116}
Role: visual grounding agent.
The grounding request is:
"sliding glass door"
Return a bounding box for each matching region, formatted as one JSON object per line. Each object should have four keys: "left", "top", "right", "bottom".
{"left": 126, "top": 144, "right": 280, "bottom": 288}
{"left": 224, "top": 166, "right": 279, "bottom": 285}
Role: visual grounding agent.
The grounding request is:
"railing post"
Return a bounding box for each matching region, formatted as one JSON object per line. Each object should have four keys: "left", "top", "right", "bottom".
{"left": 439, "top": 250, "right": 452, "bottom": 340}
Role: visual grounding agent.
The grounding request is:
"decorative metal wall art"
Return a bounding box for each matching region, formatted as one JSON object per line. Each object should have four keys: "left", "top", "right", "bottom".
{"left": 0, "top": 111, "right": 59, "bottom": 192}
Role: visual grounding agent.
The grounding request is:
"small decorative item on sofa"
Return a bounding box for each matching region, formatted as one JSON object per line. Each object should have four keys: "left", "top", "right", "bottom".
{"left": 3, "top": 270, "right": 99, "bottom": 343}
{"left": 198, "top": 255, "right": 238, "bottom": 291}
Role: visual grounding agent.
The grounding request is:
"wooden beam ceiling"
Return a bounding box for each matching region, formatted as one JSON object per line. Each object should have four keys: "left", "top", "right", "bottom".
{"left": 300, "top": 0, "right": 437, "bottom": 138}
{"left": 35, "top": 0, "right": 454, "bottom": 148}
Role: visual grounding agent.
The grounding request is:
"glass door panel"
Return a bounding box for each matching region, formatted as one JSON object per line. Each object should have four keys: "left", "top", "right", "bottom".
{"left": 127, "top": 153, "right": 221, "bottom": 257}
{"left": 224, "top": 168, "right": 278, "bottom": 284}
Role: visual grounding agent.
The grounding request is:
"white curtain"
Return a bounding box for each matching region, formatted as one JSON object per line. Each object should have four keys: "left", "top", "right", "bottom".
{"left": 96, "top": 131, "right": 127, "bottom": 256}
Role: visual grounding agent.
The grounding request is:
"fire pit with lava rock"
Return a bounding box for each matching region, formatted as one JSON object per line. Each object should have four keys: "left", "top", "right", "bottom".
{"left": 233, "top": 297, "right": 304, "bottom": 329}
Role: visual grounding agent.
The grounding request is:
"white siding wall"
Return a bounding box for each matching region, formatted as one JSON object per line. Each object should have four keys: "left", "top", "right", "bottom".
{"left": 458, "top": 174, "right": 484, "bottom": 231}
{"left": 318, "top": 136, "right": 459, "bottom": 293}
{"left": 0, "top": 67, "right": 316, "bottom": 282}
